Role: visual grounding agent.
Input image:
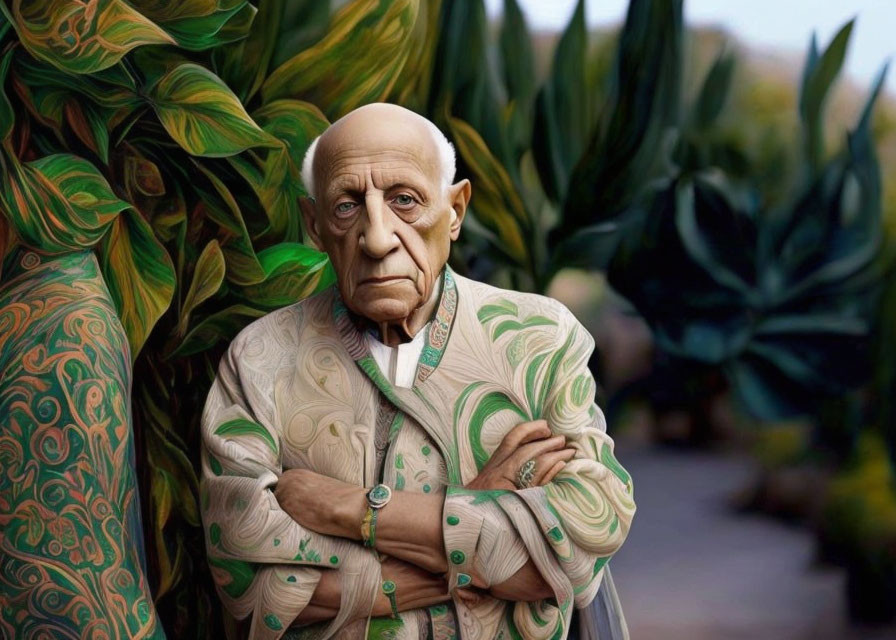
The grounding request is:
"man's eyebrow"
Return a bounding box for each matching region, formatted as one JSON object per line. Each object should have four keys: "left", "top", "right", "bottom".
{"left": 383, "top": 181, "right": 429, "bottom": 195}
{"left": 325, "top": 178, "right": 359, "bottom": 197}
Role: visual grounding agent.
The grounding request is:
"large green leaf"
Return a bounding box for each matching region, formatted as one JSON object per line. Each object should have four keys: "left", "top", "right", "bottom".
{"left": 561, "top": 0, "right": 683, "bottom": 235}
{"left": 532, "top": 0, "right": 589, "bottom": 203}
{"left": 191, "top": 160, "right": 266, "bottom": 285}
{"left": 213, "top": 0, "right": 282, "bottom": 102}
{"left": 97, "top": 208, "right": 176, "bottom": 359}
{"left": 169, "top": 304, "right": 265, "bottom": 358}
{"left": 64, "top": 99, "right": 112, "bottom": 164}
{"left": 235, "top": 242, "right": 334, "bottom": 310}
{"left": 177, "top": 239, "right": 225, "bottom": 336}
{"left": 148, "top": 63, "right": 276, "bottom": 157}
{"left": 131, "top": 0, "right": 254, "bottom": 50}
{"left": 691, "top": 50, "right": 736, "bottom": 129}
{"left": 262, "top": 0, "right": 419, "bottom": 118}
{"left": 229, "top": 99, "right": 328, "bottom": 241}
{"left": 0, "top": 49, "right": 14, "bottom": 143}
{"left": 498, "top": 0, "right": 535, "bottom": 160}
{"left": 0, "top": 153, "right": 127, "bottom": 253}
{"left": 428, "top": 0, "right": 509, "bottom": 167}
{"left": 499, "top": 0, "right": 535, "bottom": 113}
{"left": 390, "top": 0, "right": 442, "bottom": 112}
{"left": 448, "top": 117, "right": 530, "bottom": 266}
{"left": 799, "top": 20, "right": 854, "bottom": 171}
{"left": 4, "top": 0, "right": 174, "bottom": 74}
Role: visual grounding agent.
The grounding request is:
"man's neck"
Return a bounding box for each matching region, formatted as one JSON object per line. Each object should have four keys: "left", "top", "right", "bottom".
{"left": 376, "top": 273, "right": 443, "bottom": 347}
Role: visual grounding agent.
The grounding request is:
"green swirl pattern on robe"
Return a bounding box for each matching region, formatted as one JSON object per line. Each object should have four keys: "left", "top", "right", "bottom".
{"left": 0, "top": 247, "right": 163, "bottom": 639}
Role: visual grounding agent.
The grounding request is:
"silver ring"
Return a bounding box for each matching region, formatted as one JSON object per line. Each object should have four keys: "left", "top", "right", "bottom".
{"left": 516, "top": 459, "right": 537, "bottom": 489}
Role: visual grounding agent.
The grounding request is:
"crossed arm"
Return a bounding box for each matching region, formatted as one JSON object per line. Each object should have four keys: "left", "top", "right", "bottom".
{"left": 275, "top": 420, "right": 576, "bottom": 625}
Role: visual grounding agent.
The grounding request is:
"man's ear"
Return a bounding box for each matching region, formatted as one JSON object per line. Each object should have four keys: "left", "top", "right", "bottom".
{"left": 447, "top": 179, "right": 471, "bottom": 241}
{"left": 299, "top": 196, "right": 323, "bottom": 249}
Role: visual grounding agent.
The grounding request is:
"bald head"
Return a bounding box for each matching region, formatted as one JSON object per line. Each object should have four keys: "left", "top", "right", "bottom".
{"left": 301, "top": 103, "right": 455, "bottom": 200}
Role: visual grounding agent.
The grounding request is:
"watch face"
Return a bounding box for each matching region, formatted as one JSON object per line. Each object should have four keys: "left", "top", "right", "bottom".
{"left": 367, "top": 484, "right": 392, "bottom": 508}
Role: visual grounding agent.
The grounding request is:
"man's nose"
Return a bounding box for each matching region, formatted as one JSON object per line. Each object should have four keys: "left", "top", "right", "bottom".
{"left": 359, "top": 194, "right": 400, "bottom": 258}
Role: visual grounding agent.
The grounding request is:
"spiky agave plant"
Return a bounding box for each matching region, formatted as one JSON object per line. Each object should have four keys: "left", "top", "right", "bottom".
{"left": 421, "top": 0, "right": 886, "bottom": 424}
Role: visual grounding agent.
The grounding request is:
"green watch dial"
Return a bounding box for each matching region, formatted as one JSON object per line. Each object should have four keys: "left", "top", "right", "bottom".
{"left": 367, "top": 483, "right": 393, "bottom": 508}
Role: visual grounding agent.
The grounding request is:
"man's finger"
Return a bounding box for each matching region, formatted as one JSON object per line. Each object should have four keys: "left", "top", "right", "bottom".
{"left": 493, "top": 420, "right": 550, "bottom": 464}
{"left": 510, "top": 435, "right": 567, "bottom": 469}
{"left": 538, "top": 461, "right": 567, "bottom": 486}
{"left": 533, "top": 448, "right": 576, "bottom": 485}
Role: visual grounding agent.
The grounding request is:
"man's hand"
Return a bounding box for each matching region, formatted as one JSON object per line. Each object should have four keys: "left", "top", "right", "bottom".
{"left": 372, "top": 556, "right": 451, "bottom": 616}
{"left": 293, "top": 556, "right": 450, "bottom": 626}
{"left": 465, "top": 420, "right": 576, "bottom": 491}
{"left": 274, "top": 469, "right": 366, "bottom": 540}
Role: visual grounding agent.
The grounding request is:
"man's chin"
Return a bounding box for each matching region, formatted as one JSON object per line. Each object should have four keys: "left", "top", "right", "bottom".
{"left": 349, "top": 295, "right": 420, "bottom": 324}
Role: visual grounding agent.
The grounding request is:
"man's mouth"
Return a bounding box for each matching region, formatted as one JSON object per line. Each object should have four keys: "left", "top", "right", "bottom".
{"left": 360, "top": 275, "right": 411, "bottom": 285}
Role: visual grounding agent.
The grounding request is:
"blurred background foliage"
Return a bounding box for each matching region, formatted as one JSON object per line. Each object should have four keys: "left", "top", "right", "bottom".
{"left": 0, "top": 0, "right": 893, "bottom": 635}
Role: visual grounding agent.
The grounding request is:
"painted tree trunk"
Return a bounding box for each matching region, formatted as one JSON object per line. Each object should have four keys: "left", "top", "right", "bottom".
{"left": 0, "top": 247, "right": 164, "bottom": 639}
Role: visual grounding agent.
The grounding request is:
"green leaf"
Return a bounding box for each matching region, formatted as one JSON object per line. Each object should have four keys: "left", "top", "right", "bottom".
{"left": 532, "top": 0, "right": 588, "bottom": 203}
{"left": 561, "top": 0, "right": 683, "bottom": 234}
{"left": 499, "top": 0, "right": 535, "bottom": 160}
{"left": 674, "top": 180, "right": 752, "bottom": 296}
{"left": 447, "top": 117, "right": 530, "bottom": 266}
{"left": 429, "top": 0, "right": 510, "bottom": 165}
{"left": 799, "top": 20, "right": 854, "bottom": 170}
{"left": 230, "top": 99, "right": 328, "bottom": 240}
{"left": 235, "top": 242, "right": 335, "bottom": 310}
{"left": 169, "top": 304, "right": 265, "bottom": 358}
{"left": 148, "top": 63, "right": 276, "bottom": 157}
{"left": 213, "top": 0, "right": 283, "bottom": 102}
{"left": 0, "top": 153, "right": 127, "bottom": 253}
{"left": 63, "top": 100, "right": 111, "bottom": 164}
{"left": 500, "top": 0, "right": 535, "bottom": 110}
{"left": 692, "top": 50, "right": 735, "bottom": 129}
{"left": 190, "top": 159, "right": 266, "bottom": 285}
{"left": 262, "top": 0, "right": 420, "bottom": 118}
{"left": 550, "top": 221, "right": 620, "bottom": 272}
{"left": 7, "top": 0, "right": 174, "bottom": 74}
{"left": 0, "top": 49, "right": 14, "bottom": 142}
{"left": 97, "top": 208, "right": 176, "bottom": 359}
{"left": 131, "top": 0, "right": 254, "bottom": 50}
{"left": 388, "top": 0, "right": 443, "bottom": 111}
{"left": 177, "top": 239, "right": 225, "bottom": 336}
{"left": 269, "top": 0, "right": 330, "bottom": 69}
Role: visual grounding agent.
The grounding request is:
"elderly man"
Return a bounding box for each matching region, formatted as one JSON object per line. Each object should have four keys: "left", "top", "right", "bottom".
{"left": 200, "top": 103, "right": 635, "bottom": 640}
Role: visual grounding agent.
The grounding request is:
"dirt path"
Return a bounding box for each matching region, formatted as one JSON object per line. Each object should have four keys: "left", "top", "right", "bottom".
{"left": 607, "top": 444, "right": 894, "bottom": 640}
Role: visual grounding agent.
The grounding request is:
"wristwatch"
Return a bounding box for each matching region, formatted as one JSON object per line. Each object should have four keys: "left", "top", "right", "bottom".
{"left": 360, "top": 483, "right": 392, "bottom": 548}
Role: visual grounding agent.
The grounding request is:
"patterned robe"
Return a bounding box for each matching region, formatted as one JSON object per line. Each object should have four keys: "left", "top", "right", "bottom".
{"left": 200, "top": 268, "right": 636, "bottom": 640}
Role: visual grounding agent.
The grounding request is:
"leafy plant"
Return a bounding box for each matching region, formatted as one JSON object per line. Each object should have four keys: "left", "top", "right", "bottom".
{"left": 421, "top": 0, "right": 684, "bottom": 292}
{"left": 420, "top": 0, "right": 886, "bottom": 423}
{"left": 0, "top": 0, "right": 424, "bottom": 635}
{"left": 607, "top": 23, "right": 886, "bottom": 420}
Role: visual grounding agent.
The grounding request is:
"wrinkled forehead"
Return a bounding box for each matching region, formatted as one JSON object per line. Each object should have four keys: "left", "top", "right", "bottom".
{"left": 314, "top": 117, "right": 441, "bottom": 192}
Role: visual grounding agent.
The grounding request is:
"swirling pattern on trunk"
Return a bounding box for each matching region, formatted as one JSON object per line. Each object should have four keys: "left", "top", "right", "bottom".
{"left": 0, "top": 247, "right": 163, "bottom": 639}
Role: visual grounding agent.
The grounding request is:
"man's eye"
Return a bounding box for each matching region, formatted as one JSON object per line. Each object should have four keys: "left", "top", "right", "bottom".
{"left": 335, "top": 202, "right": 356, "bottom": 216}
{"left": 393, "top": 194, "right": 415, "bottom": 207}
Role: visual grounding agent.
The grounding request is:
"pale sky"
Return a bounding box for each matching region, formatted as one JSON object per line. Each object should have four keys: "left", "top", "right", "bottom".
{"left": 484, "top": 0, "right": 894, "bottom": 92}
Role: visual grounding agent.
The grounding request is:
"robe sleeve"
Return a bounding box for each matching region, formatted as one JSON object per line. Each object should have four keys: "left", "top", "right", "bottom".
{"left": 200, "top": 328, "right": 381, "bottom": 640}
{"left": 441, "top": 304, "right": 636, "bottom": 639}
